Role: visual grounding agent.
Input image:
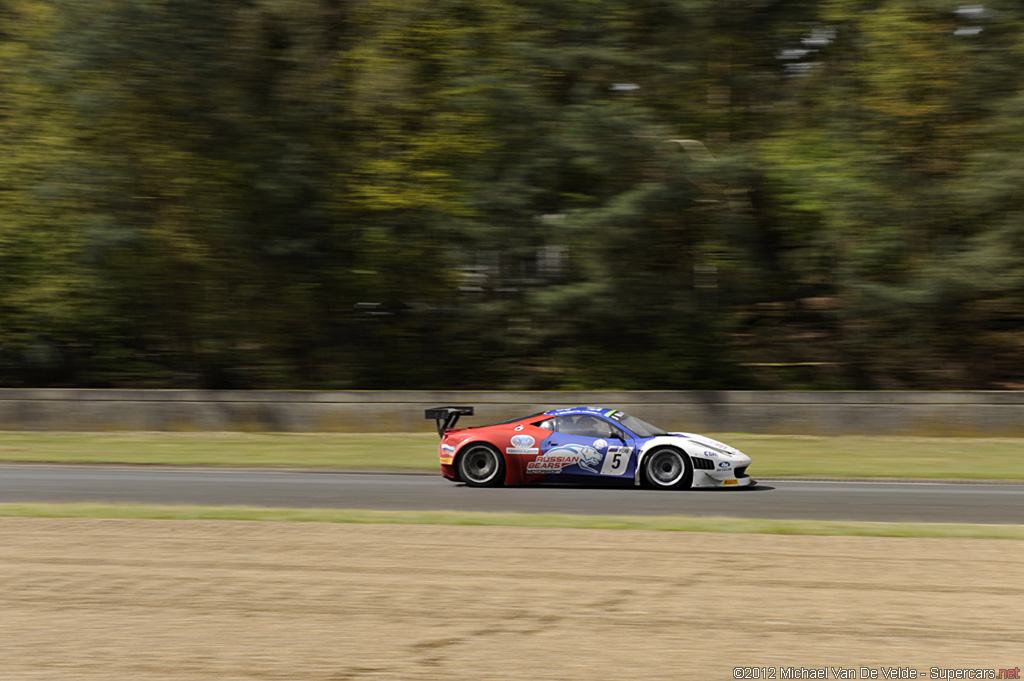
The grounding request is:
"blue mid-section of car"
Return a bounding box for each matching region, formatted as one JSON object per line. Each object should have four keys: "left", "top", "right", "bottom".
{"left": 533, "top": 435, "right": 640, "bottom": 479}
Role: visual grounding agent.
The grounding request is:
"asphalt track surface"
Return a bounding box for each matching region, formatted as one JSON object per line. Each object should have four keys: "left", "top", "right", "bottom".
{"left": 2, "top": 464, "right": 1022, "bottom": 523}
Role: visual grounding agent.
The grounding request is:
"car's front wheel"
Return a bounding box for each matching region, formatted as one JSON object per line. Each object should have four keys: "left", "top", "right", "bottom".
{"left": 457, "top": 444, "right": 506, "bottom": 487}
{"left": 643, "top": 447, "right": 693, "bottom": 490}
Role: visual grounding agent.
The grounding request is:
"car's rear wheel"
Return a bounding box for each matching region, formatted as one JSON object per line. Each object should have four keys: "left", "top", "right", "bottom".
{"left": 457, "top": 444, "right": 506, "bottom": 487}
{"left": 643, "top": 447, "right": 692, "bottom": 490}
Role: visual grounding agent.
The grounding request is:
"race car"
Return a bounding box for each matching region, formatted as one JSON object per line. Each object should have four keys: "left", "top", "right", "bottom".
{"left": 425, "top": 406, "right": 755, "bottom": 489}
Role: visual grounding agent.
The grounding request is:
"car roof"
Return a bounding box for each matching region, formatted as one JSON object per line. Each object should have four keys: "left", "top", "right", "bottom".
{"left": 544, "top": 407, "right": 618, "bottom": 418}
{"left": 472, "top": 407, "right": 620, "bottom": 430}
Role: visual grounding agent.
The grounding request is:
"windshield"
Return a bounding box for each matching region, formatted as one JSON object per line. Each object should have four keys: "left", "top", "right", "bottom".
{"left": 612, "top": 411, "right": 668, "bottom": 438}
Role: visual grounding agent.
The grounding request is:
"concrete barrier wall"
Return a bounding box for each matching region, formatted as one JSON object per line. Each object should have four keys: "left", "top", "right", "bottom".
{"left": 1, "top": 389, "right": 1023, "bottom": 436}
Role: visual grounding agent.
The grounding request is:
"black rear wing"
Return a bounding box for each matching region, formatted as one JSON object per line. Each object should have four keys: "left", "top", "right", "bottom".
{"left": 425, "top": 406, "right": 474, "bottom": 438}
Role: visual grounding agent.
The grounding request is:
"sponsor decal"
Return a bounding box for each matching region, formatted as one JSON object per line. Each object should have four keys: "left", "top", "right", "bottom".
{"left": 718, "top": 461, "right": 732, "bottom": 470}
{"left": 439, "top": 443, "right": 456, "bottom": 465}
{"left": 526, "top": 447, "right": 582, "bottom": 473}
{"left": 578, "top": 446, "right": 604, "bottom": 473}
{"left": 525, "top": 444, "right": 596, "bottom": 473}
{"left": 528, "top": 444, "right": 630, "bottom": 475}
{"left": 703, "top": 450, "right": 718, "bottom": 458}
{"left": 593, "top": 439, "right": 609, "bottom": 452}
{"left": 507, "top": 434, "right": 539, "bottom": 455}
{"left": 526, "top": 443, "right": 634, "bottom": 476}
{"left": 723, "top": 479, "right": 738, "bottom": 485}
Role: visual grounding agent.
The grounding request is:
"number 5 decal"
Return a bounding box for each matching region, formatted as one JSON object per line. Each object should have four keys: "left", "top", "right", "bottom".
{"left": 599, "top": 447, "right": 632, "bottom": 476}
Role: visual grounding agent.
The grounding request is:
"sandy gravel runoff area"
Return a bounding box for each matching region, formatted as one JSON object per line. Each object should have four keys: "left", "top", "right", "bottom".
{"left": 0, "top": 518, "right": 1021, "bottom": 681}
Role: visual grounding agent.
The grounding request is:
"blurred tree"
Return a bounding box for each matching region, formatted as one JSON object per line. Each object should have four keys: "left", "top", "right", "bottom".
{"left": 759, "top": 0, "right": 1024, "bottom": 388}
{"left": 328, "top": 0, "right": 786, "bottom": 388}
{"left": 0, "top": 0, "right": 92, "bottom": 384}
{"left": 2, "top": 0, "right": 1023, "bottom": 390}
{"left": 472, "top": 0, "right": 821, "bottom": 388}
{"left": 4, "top": 0, "right": 360, "bottom": 387}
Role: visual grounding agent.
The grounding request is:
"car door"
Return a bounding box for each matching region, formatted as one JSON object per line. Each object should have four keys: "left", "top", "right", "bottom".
{"left": 537, "top": 414, "right": 636, "bottom": 479}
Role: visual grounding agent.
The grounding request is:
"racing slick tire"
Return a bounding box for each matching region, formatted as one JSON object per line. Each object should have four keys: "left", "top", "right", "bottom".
{"left": 642, "top": 447, "right": 693, "bottom": 490}
{"left": 457, "top": 443, "right": 506, "bottom": 487}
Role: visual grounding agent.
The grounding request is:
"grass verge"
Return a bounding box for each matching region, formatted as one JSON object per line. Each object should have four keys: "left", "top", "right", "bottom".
{"left": 0, "top": 503, "right": 1021, "bottom": 540}
{"left": 0, "top": 431, "right": 1022, "bottom": 481}
{"left": 0, "top": 432, "right": 436, "bottom": 469}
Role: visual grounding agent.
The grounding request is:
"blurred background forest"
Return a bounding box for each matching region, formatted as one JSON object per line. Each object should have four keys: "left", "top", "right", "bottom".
{"left": 1, "top": 0, "right": 1023, "bottom": 390}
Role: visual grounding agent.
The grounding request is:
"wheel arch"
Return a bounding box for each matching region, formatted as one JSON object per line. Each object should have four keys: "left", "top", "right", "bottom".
{"left": 633, "top": 439, "right": 677, "bottom": 486}
{"left": 449, "top": 437, "right": 489, "bottom": 483}
{"left": 636, "top": 442, "right": 693, "bottom": 489}
{"left": 453, "top": 439, "right": 510, "bottom": 487}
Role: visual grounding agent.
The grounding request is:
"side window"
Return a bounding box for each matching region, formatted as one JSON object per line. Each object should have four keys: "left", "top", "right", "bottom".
{"left": 554, "top": 415, "right": 616, "bottom": 438}
{"left": 588, "top": 417, "right": 617, "bottom": 438}
{"left": 535, "top": 419, "right": 555, "bottom": 431}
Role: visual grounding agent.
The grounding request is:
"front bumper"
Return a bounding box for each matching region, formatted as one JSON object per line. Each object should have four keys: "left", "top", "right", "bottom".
{"left": 691, "top": 469, "right": 756, "bottom": 489}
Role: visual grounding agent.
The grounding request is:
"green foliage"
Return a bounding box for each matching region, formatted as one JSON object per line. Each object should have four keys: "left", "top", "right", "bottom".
{"left": 1, "top": 0, "right": 1023, "bottom": 389}
{"left": 760, "top": 0, "right": 1024, "bottom": 387}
